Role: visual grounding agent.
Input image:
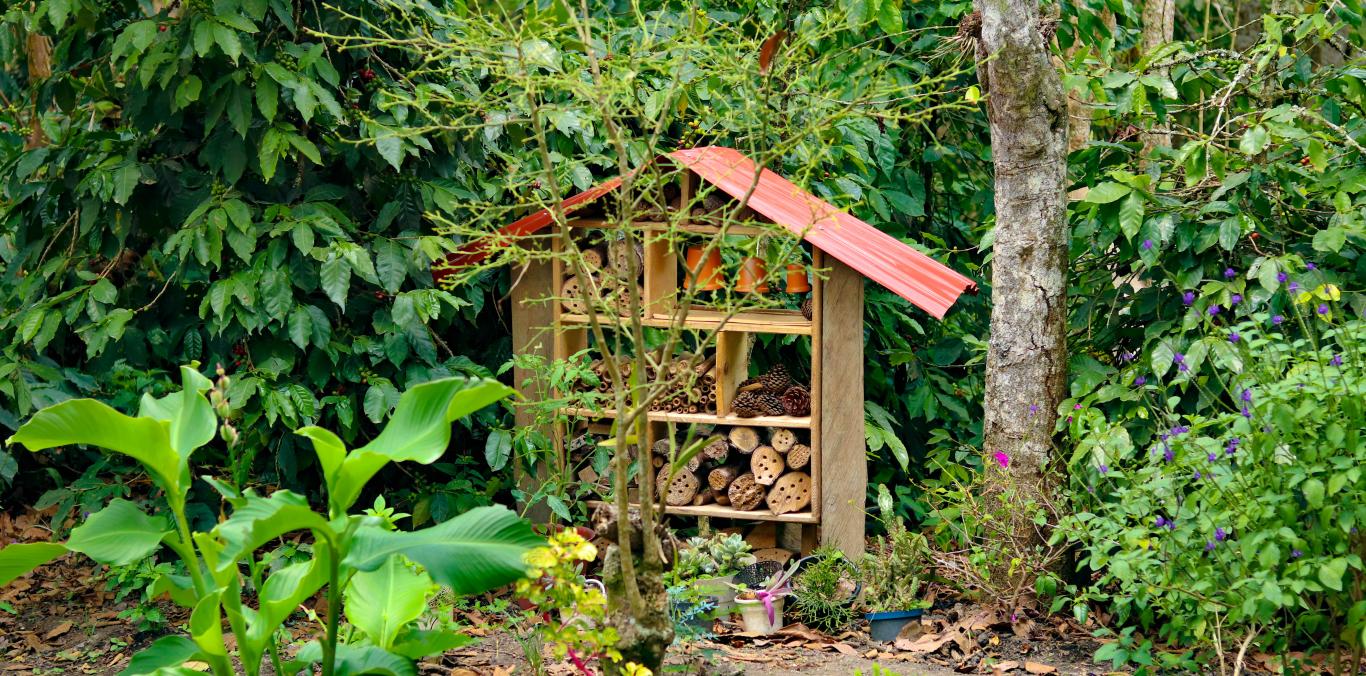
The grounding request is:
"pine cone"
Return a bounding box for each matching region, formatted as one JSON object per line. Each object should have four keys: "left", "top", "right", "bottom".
{"left": 738, "top": 376, "right": 764, "bottom": 393}
{"left": 782, "top": 385, "right": 811, "bottom": 417}
{"left": 756, "top": 392, "right": 787, "bottom": 417}
{"left": 732, "top": 390, "right": 765, "bottom": 418}
{"left": 800, "top": 296, "right": 813, "bottom": 321}
{"left": 759, "top": 364, "right": 793, "bottom": 393}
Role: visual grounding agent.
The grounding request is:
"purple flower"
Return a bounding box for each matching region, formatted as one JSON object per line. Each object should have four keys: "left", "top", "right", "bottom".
{"left": 1099, "top": 464, "right": 1109, "bottom": 474}
{"left": 1141, "top": 239, "right": 1154, "bottom": 250}
{"left": 1208, "top": 305, "right": 1221, "bottom": 316}
{"left": 1277, "top": 272, "right": 1288, "bottom": 283}
{"left": 1166, "top": 520, "right": 1176, "bottom": 531}
{"left": 1215, "top": 527, "right": 1227, "bottom": 541}
{"left": 1120, "top": 350, "right": 1136, "bottom": 362}
{"left": 1160, "top": 432, "right": 1171, "bottom": 441}
{"left": 1241, "top": 405, "right": 1253, "bottom": 419}
{"left": 1289, "top": 281, "right": 1300, "bottom": 292}
{"left": 1179, "top": 363, "right": 1189, "bottom": 373}
{"left": 1207, "top": 452, "right": 1217, "bottom": 462}
{"left": 1155, "top": 516, "right": 1167, "bottom": 527}
{"left": 1231, "top": 294, "right": 1243, "bottom": 306}
{"left": 1194, "top": 471, "right": 1202, "bottom": 479}
{"left": 1292, "top": 549, "right": 1303, "bottom": 558}
{"left": 1306, "top": 262, "right": 1316, "bottom": 270}
{"left": 1134, "top": 376, "right": 1147, "bottom": 386}
{"left": 1029, "top": 403, "right": 1040, "bottom": 416}
{"left": 1206, "top": 541, "right": 1217, "bottom": 552}
{"left": 1330, "top": 354, "right": 1344, "bottom": 366}
{"left": 1241, "top": 388, "right": 1253, "bottom": 403}
{"left": 1163, "top": 448, "right": 1175, "bottom": 462}
{"left": 1272, "top": 314, "right": 1284, "bottom": 325}
{"left": 1317, "top": 303, "right": 1329, "bottom": 315}
{"left": 1225, "top": 438, "right": 1239, "bottom": 456}
{"left": 1074, "top": 403, "right": 1083, "bottom": 410}
{"left": 1183, "top": 291, "right": 1196, "bottom": 306}
{"left": 992, "top": 451, "right": 1010, "bottom": 468}
{"left": 1174, "top": 352, "right": 1185, "bottom": 364}
{"left": 1229, "top": 332, "right": 1240, "bottom": 343}
{"left": 1171, "top": 425, "right": 1190, "bottom": 435}
{"left": 1224, "top": 267, "right": 1237, "bottom": 279}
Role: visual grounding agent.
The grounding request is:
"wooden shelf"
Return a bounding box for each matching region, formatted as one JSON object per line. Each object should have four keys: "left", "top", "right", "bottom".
{"left": 588, "top": 500, "right": 816, "bottom": 524}
{"left": 566, "top": 218, "right": 773, "bottom": 237}
{"left": 560, "top": 407, "right": 813, "bottom": 429}
{"left": 559, "top": 308, "right": 812, "bottom": 336}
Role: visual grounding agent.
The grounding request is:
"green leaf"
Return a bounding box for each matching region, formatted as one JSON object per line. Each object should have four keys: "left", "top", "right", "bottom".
{"left": 293, "top": 641, "right": 416, "bottom": 676}
{"left": 288, "top": 307, "right": 313, "bottom": 350}
{"left": 321, "top": 254, "right": 351, "bottom": 309}
{"left": 1083, "top": 182, "right": 1131, "bottom": 204}
{"left": 875, "top": 0, "right": 903, "bottom": 34}
{"left": 1239, "top": 125, "right": 1271, "bottom": 155}
{"left": 137, "top": 366, "right": 216, "bottom": 458}
{"left": 1320, "top": 557, "right": 1348, "bottom": 591}
{"left": 345, "top": 506, "right": 540, "bottom": 595}
{"left": 174, "top": 76, "right": 202, "bottom": 110}
{"left": 8, "top": 400, "right": 183, "bottom": 496}
{"left": 1303, "top": 478, "right": 1325, "bottom": 508}
{"left": 119, "top": 635, "right": 204, "bottom": 676}
{"left": 0, "top": 543, "right": 67, "bottom": 586}
{"left": 1119, "top": 191, "right": 1145, "bottom": 241}
{"left": 1313, "top": 226, "right": 1346, "bottom": 253}
{"left": 212, "top": 23, "right": 242, "bottom": 63}
{"left": 484, "top": 429, "right": 511, "bottom": 471}
{"left": 297, "top": 377, "right": 514, "bottom": 515}
{"left": 345, "top": 555, "right": 435, "bottom": 650}
{"left": 67, "top": 499, "right": 170, "bottom": 566}
{"left": 375, "top": 135, "right": 404, "bottom": 171}
{"left": 192, "top": 20, "right": 215, "bottom": 56}
{"left": 238, "top": 549, "right": 330, "bottom": 672}
{"left": 212, "top": 491, "right": 333, "bottom": 572}
{"left": 1150, "top": 341, "right": 1175, "bottom": 380}
{"left": 190, "top": 591, "right": 228, "bottom": 659}
{"left": 256, "top": 74, "right": 278, "bottom": 122}
{"left": 1218, "top": 217, "right": 1241, "bottom": 251}
{"left": 375, "top": 241, "right": 408, "bottom": 293}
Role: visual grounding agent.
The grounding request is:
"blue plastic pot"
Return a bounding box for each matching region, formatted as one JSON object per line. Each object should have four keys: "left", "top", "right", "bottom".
{"left": 866, "top": 609, "right": 924, "bottom": 643}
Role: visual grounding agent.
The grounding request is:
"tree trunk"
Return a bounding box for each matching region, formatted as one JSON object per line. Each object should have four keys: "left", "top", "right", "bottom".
{"left": 973, "top": 0, "right": 1069, "bottom": 536}
{"left": 601, "top": 544, "right": 673, "bottom": 674}
{"left": 1140, "top": 0, "right": 1176, "bottom": 154}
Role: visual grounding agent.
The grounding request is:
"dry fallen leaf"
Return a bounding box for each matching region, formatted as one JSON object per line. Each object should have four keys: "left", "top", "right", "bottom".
{"left": 1024, "top": 661, "right": 1057, "bottom": 674}
{"left": 183, "top": 661, "right": 210, "bottom": 672}
{"left": 992, "top": 659, "right": 1021, "bottom": 674}
{"left": 832, "top": 642, "right": 859, "bottom": 656}
{"left": 449, "top": 669, "right": 479, "bottom": 676}
{"left": 863, "top": 649, "right": 879, "bottom": 659}
{"left": 43, "top": 622, "right": 72, "bottom": 640}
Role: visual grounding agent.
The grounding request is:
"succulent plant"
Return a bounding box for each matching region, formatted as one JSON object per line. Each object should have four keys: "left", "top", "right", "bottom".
{"left": 676, "top": 533, "right": 756, "bottom": 579}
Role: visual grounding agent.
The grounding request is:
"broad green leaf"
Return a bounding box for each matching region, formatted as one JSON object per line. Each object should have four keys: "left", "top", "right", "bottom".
{"left": 212, "top": 491, "right": 333, "bottom": 572}
{"left": 67, "top": 499, "right": 170, "bottom": 566}
{"left": 293, "top": 641, "right": 416, "bottom": 676}
{"left": 345, "top": 555, "right": 435, "bottom": 650}
{"left": 212, "top": 23, "right": 242, "bottom": 63}
{"left": 238, "top": 549, "right": 330, "bottom": 672}
{"left": 875, "top": 0, "right": 903, "bottom": 34}
{"left": 256, "top": 75, "right": 278, "bottom": 122}
{"left": 484, "top": 429, "right": 512, "bottom": 471}
{"left": 321, "top": 254, "right": 350, "bottom": 309}
{"left": 1083, "top": 182, "right": 1131, "bottom": 204}
{"left": 1119, "top": 191, "right": 1145, "bottom": 241}
{"left": 299, "top": 377, "right": 513, "bottom": 514}
{"left": 190, "top": 591, "right": 228, "bottom": 658}
{"left": 150, "top": 573, "right": 197, "bottom": 608}
{"left": 119, "top": 635, "right": 204, "bottom": 676}
{"left": 8, "top": 400, "right": 182, "bottom": 495}
{"left": 390, "top": 629, "right": 472, "bottom": 660}
{"left": 138, "top": 365, "right": 216, "bottom": 457}
{"left": 1239, "top": 125, "right": 1270, "bottom": 155}
{"left": 1303, "top": 478, "right": 1325, "bottom": 508}
{"left": 0, "top": 543, "right": 67, "bottom": 586}
{"left": 1320, "top": 557, "right": 1348, "bottom": 591}
{"left": 375, "top": 135, "right": 404, "bottom": 171}
{"left": 288, "top": 306, "right": 313, "bottom": 349}
{"left": 1313, "top": 226, "right": 1346, "bottom": 253}
{"left": 345, "top": 506, "right": 540, "bottom": 595}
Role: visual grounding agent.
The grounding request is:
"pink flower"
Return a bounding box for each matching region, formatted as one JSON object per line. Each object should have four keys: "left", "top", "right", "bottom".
{"left": 992, "top": 451, "right": 1010, "bottom": 468}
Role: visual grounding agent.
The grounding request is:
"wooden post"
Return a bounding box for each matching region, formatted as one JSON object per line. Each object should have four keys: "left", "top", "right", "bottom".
{"left": 818, "top": 258, "right": 865, "bottom": 558}
{"left": 511, "top": 258, "right": 556, "bottom": 523}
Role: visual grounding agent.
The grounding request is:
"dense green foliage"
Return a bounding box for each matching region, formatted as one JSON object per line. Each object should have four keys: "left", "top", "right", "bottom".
{"left": 2, "top": 370, "right": 538, "bottom": 675}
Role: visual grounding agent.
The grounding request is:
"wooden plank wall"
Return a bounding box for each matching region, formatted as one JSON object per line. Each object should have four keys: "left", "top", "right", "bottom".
{"left": 510, "top": 259, "right": 556, "bottom": 522}
{"left": 818, "top": 258, "right": 866, "bottom": 557}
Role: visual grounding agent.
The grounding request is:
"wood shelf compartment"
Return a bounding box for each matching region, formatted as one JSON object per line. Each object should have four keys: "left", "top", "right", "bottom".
{"left": 558, "top": 307, "right": 812, "bottom": 336}
{"left": 586, "top": 500, "right": 815, "bottom": 524}
{"left": 558, "top": 406, "right": 813, "bottom": 429}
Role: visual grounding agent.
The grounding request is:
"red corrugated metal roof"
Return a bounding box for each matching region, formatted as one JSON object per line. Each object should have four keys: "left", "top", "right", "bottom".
{"left": 434, "top": 146, "right": 976, "bottom": 318}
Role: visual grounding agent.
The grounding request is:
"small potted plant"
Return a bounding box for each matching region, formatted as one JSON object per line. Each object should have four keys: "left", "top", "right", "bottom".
{"left": 669, "top": 533, "right": 756, "bottom": 614}
{"left": 861, "top": 485, "right": 931, "bottom": 642}
{"left": 731, "top": 563, "right": 796, "bottom": 635}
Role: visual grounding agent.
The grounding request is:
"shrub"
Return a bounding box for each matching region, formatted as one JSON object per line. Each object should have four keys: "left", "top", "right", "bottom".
{"left": 790, "top": 547, "right": 860, "bottom": 633}
{"left": 1059, "top": 285, "right": 1366, "bottom": 664}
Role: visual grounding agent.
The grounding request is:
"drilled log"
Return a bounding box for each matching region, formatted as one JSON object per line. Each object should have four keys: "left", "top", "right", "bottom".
{"left": 766, "top": 472, "right": 812, "bottom": 515}
{"left": 652, "top": 438, "right": 699, "bottom": 473}
{"left": 727, "top": 473, "right": 766, "bottom": 511}
{"left": 787, "top": 443, "right": 811, "bottom": 470}
{"left": 703, "top": 438, "right": 730, "bottom": 463}
{"left": 561, "top": 275, "right": 588, "bottom": 314}
{"left": 692, "top": 488, "right": 716, "bottom": 506}
{"left": 656, "top": 467, "right": 699, "bottom": 507}
{"left": 750, "top": 446, "right": 785, "bottom": 486}
{"left": 728, "top": 427, "right": 760, "bottom": 454}
{"left": 769, "top": 428, "right": 798, "bottom": 454}
{"left": 708, "top": 463, "right": 743, "bottom": 492}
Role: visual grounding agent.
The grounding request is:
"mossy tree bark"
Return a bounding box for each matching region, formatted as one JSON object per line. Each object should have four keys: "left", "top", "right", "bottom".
{"left": 973, "top": 0, "right": 1069, "bottom": 535}
{"left": 600, "top": 544, "right": 673, "bottom": 674}
{"left": 1140, "top": 0, "right": 1176, "bottom": 153}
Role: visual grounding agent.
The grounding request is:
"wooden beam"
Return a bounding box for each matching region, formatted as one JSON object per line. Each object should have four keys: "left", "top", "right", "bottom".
{"left": 511, "top": 258, "right": 556, "bottom": 523}
{"left": 818, "top": 257, "right": 865, "bottom": 558}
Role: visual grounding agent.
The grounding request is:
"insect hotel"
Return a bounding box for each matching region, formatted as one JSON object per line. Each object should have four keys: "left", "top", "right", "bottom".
{"left": 437, "top": 146, "right": 974, "bottom": 558}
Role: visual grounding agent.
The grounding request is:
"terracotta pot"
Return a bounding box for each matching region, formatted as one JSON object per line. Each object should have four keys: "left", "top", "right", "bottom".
{"left": 784, "top": 264, "right": 811, "bottom": 293}
{"left": 684, "top": 245, "right": 724, "bottom": 291}
{"left": 736, "top": 257, "right": 769, "bottom": 293}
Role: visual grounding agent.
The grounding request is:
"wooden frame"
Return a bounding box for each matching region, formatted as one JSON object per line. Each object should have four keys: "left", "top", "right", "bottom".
{"left": 515, "top": 169, "right": 866, "bottom": 559}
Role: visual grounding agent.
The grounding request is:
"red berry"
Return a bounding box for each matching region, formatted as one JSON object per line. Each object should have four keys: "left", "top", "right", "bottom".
{"left": 158, "top": 24, "right": 167, "bottom": 32}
